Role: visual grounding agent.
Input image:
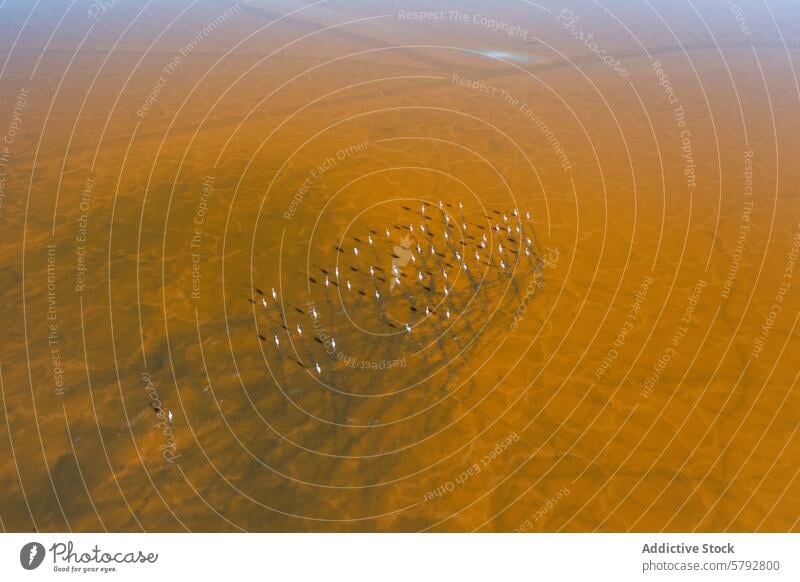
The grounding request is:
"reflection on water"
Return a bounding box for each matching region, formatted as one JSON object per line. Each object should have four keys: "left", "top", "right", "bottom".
{"left": 473, "top": 50, "right": 536, "bottom": 64}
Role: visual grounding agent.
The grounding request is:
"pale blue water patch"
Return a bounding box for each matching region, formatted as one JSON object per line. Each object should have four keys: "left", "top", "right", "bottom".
{"left": 474, "top": 50, "right": 537, "bottom": 64}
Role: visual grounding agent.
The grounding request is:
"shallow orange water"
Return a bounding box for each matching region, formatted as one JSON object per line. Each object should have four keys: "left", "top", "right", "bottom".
{"left": 1, "top": 0, "right": 799, "bottom": 531}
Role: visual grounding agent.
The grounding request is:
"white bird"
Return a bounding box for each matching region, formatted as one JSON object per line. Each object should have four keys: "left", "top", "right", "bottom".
{"left": 347, "top": 280, "right": 352, "bottom": 291}
{"left": 271, "top": 288, "right": 277, "bottom": 300}
{"left": 311, "top": 307, "right": 318, "bottom": 320}
{"left": 167, "top": 410, "right": 174, "bottom": 423}
{"left": 495, "top": 224, "right": 500, "bottom": 232}
{"left": 354, "top": 247, "right": 359, "bottom": 257}
{"left": 417, "top": 243, "right": 423, "bottom": 254}
{"left": 443, "top": 270, "right": 448, "bottom": 280}
{"left": 325, "top": 276, "right": 330, "bottom": 288}
{"left": 462, "top": 222, "right": 467, "bottom": 232}
{"left": 525, "top": 248, "right": 531, "bottom": 257}
{"left": 455, "top": 251, "right": 461, "bottom": 261}
{"left": 410, "top": 224, "right": 414, "bottom": 232}
{"left": 526, "top": 211, "right": 531, "bottom": 220}
{"left": 411, "top": 255, "right": 416, "bottom": 264}
{"left": 368, "top": 235, "right": 374, "bottom": 245}
{"left": 513, "top": 208, "right": 518, "bottom": 217}
{"left": 430, "top": 245, "right": 435, "bottom": 255}
{"left": 385, "top": 228, "right": 391, "bottom": 238}
{"left": 315, "top": 362, "right": 322, "bottom": 375}
{"left": 498, "top": 243, "right": 503, "bottom": 253}
{"left": 438, "top": 200, "right": 443, "bottom": 209}
{"left": 507, "top": 226, "right": 512, "bottom": 236}
{"left": 296, "top": 324, "right": 302, "bottom": 335}
{"left": 369, "top": 265, "right": 375, "bottom": 277}
{"left": 375, "top": 290, "right": 381, "bottom": 301}
{"left": 425, "top": 305, "right": 430, "bottom": 316}
{"left": 446, "top": 308, "right": 451, "bottom": 319}
{"left": 526, "top": 237, "right": 532, "bottom": 246}
{"left": 335, "top": 267, "right": 339, "bottom": 278}
{"left": 458, "top": 201, "right": 463, "bottom": 210}
{"left": 500, "top": 260, "right": 507, "bottom": 270}
{"left": 444, "top": 287, "right": 449, "bottom": 297}
{"left": 479, "top": 241, "right": 486, "bottom": 250}
{"left": 394, "top": 276, "right": 401, "bottom": 287}
{"left": 261, "top": 297, "right": 268, "bottom": 309}
{"left": 474, "top": 250, "right": 480, "bottom": 261}
{"left": 503, "top": 214, "right": 508, "bottom": 223}
{"left": 421, "top": 204, "right": 426, "bottom": 215}
{"left": 444, "top": 231, "right": 449, "bottom": 241}
{"left": 420, "top": 224, "right": 426, "bottom": 233}
{"left": 274, "top": 334, "right": 280, "bottom": 348}
{"left": 331, "top": 338, "right": 336, "bottom": 350}
{"left": 392, "top": 265, "right": 399, "bottom": 275}
{"left": 482, "top": 233, "right": 487, "bottom": 242}
{"left": 404, "top": 323, "right": 412, "bottom": 334}
{"left": 417, "top": 272, "right": 423, "bottom": 282}
{"left": 463, "top": 262, "right": 469, "bottom": 272}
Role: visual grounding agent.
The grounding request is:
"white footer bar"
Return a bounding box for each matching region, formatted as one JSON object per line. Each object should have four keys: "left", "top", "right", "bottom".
{"left": 1, "top": 533, "right": 797, "bottom": 581}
